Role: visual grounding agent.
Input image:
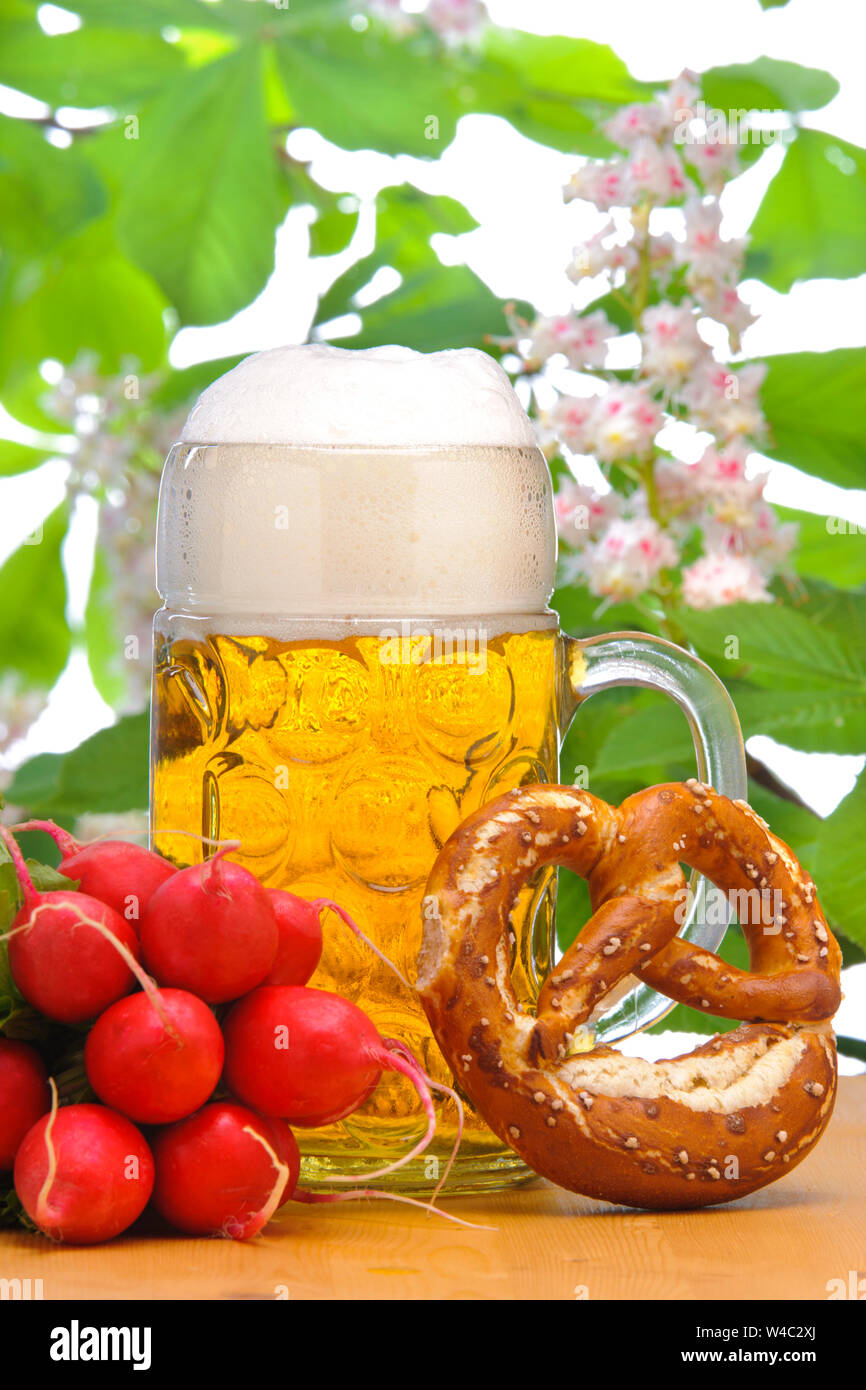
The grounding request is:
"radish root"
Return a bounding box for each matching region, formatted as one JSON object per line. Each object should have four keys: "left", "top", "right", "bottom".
{"left": 35, "top": 1078, "right": 60, "bottom": 1235}
{"left": 230, "top": 1125, "right": 291, "bottom": 1240}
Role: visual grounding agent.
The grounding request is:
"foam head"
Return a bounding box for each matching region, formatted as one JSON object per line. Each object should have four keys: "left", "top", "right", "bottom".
{"left": 158, "top": 344, "right": 556, "bottom": 619}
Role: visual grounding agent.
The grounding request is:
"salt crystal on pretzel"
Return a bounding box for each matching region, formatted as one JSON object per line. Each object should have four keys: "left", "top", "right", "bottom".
{"left": 417, "top": 782, "right": 840, "bottom": 1210}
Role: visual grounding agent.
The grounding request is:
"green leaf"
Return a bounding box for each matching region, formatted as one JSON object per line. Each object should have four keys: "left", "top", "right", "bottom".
{"left": 0, "top": 440, "right": 47, "bottom": 477}
{"left": 775, "top": 506, "right": 866, "bottom": 588}
{"left": 0, "top": 503, "right": 70, "bottom": 687}
{"left": 813, "top": 771, "right": 866, "bottom": 947}
{"left": 0, "top": 115, "right": 105, "bottom": 257}
{"left": 747, "top": 131, "right": 866, "bottom": 289}
{"left": 757, "top": 348, "right": 866, "bottom": 490}
{"left": 273, "top": 22, "right": 465, "bottom": 157}
{"left": 0, "top": 222, "right": 168, "bottom": 388}
{"left": 0, "top": 21, "right": 185, "bottom": 107}
{"left": 702, "top": 58, "right": 838, "bottom": 114}
{"left": 84, "top": 547, "right": 127, "bottom": 707}
{"left": 337, "top": 262, "right": 517, "bottom": 354}
{"left": 482, "top": 31, "right": 649, "bottom": 106}
{"left": 6, "top": 712, "right": 150, "bottom": 817}
{"left": 308, "top": 194, "right": 359, "bottom": 259}
{"left": 61, "top": 0, "right": 249, "bottom": 30}
{"left": 674, "top": 601, "right": 866, "bottom": 754}
{"left": 117, "top": 46, "right": 282, "bottom": 324}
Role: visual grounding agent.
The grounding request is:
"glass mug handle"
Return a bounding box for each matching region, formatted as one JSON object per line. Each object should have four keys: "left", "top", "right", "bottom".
{"left": 558, "top": 630, "right": 748, "bottom": 1044}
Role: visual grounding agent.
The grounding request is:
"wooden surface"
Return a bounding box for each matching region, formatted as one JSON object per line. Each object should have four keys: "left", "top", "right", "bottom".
{"left": 2, "top": 1077, "right": 863, "bottom": 1302}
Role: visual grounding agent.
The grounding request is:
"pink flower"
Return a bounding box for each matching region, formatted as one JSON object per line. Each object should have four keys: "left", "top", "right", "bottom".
{"left": 627, "top": 139, "right": 690, "bottom": 204}
{"left": 682, "top": 128, "right": 741, "bottom": 192}
{"left": 659, "top": 70, "right": 702, "bottom": 132}
{"left": 544, "top": 394, "right": 598, "bottom": 454}
{"left": 564, "top": 159, "right": 629, "bottom": 211}
{"left": 697, "top": 284, "right": 757, "bottom": 338}
{"left": 677, "top": 199, "right": 746, "bottom": 286}
{"left": 568, "top": 224, "right": 639, "bottom": 282}
{"left": 605, "top": 103, "right": 665, "bottom": 149}
{"left": 587, "top": 518, "right": 678, "bottom": 599}
{"left": 681, "top": 553, "right": 773, "bottom": 609}
{"left": 554, "top": 481, "right": 622, "bottom": 544}
{"left": 641, "top": 301, "right": 708, "bottom": 382}
{"left": 525, "top": 310, "right": 617, "bottom": 370}
{"left": 591, "top": 383, "right": 664, "bottom": 462}
{"left": 681, "top": 361, "right": 766, "bottom": 440}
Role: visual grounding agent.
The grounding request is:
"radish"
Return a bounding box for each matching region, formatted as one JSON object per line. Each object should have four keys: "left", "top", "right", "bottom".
{"left": 151, "top": 1101, "right": 299, "bottom": 1239}
{"left": 14, "top": 1088, "right": 154, "bottom": 1244}
{"left": 14, "top": 819, "right": 176, "bottom": 926}
{"left": 0, "top": 1039, "right": 50, "bottom": 1169}
{"left": 85, "top": 987, "right": 224, "bottom": 1125}
{"left": 0, "top": 826, "right": 140, "bottom": 1024}
{"left": 263, "top": 890, "right": 323, "bottom": 986}
{"left": 222, "top": 985, "right": 445, "bottom": 1183}
{"left": 139, "top": 846, "right": 278, "bottom": 1004}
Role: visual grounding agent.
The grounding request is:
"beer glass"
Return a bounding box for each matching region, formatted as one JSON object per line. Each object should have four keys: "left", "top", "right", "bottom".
{"left": 150, "top": 369, "right": 746, "bottom": 1195}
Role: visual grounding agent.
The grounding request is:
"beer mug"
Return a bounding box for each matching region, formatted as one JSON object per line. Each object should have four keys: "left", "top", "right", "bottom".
{"left": 150, "top": 345, "right": 746, "bottom": 1192}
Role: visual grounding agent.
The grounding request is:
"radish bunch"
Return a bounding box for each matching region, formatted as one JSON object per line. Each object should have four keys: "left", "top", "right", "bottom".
{"left": 0, "top": 823, "right": 458, "bottom": 1246}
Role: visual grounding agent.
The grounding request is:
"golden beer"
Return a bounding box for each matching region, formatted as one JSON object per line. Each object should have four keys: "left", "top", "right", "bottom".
{"left": 151, "top": 618, "right": 561, "bottom": 1189}
{"left": 151, "top": 345, "right": 747, "bottom": 1192}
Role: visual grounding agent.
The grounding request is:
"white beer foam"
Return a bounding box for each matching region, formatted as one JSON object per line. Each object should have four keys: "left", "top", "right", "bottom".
{"left": 159, "top": 346, "right": 555, "bottom": 616}
{"left": 180, "top": 344, "right": 537, "bottom": 447}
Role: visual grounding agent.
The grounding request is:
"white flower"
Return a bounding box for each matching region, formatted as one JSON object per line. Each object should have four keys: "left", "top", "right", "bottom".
{"left": 544, "top": 394, "right": 599, "bottom": 454}
{"left": 677, "top": 198, "right": 747, "bottom": 286}
{"left": 564, "top": 159, "right": 630, "bottom": 211}
{"left": 591, "top": 383, "right": 664, "bottom": 462}
{"left": 605, "top": 103, "right": 665, "bottom": 149}
{"left": 627, "top": 138, "right": 690, "bottom": 203}
{"left": 659, "top": 69, "right": 702, "bottom": 133}
{"left": 640, "top": 301, "right": 708, "bottom": 383}
{"left": 683, "top": 133, "right": 741, "bottom": 192}
{"left": 525, "top": 310, "right": 617, "bottom": 369}
{"left": 697, "top": 283, "right": 757, "bottom": 339}
{"left": 681, "top": 361, "right": 766, "bottom": 440}
{"left": 568, "top": 223, "right": 639, "bottom": 282}
{"left": 587, "top": 518, "right": 678, "bottom": 599}
{"left": 681, "top": 553, "right": 773, "bottom": 609}
{"left": 545, "top": 384, "right": 663, "bottom": 463}
{"left": 554, "top": 481, "right": 622, "bottom": 544}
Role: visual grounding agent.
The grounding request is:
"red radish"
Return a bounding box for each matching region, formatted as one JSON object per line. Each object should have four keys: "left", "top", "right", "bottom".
{"left": 0, "top": 826, "right": 140, "bottom": 1024}
{"left": 14, "top": 1091, "right": 154, "bottom": 1244}
{"left": 223, "top": 985, "right": 442, "bottom": 1182}
{"left": 263, "top": 890, "right": 323, "bottom": 986}
{"left": 139, "top": 846, "right": 278, "bottom": 1004}
{"left": 0, "top": 1039, "right": 50, "bottom": 1169}
{"left": 14, "top": 819, "right": 176, "bottom": 926}
{"left": 85, "top": 988, "right": 224, "bottom": 1125}
{"left": 151, "top": 1101, "right": 299, "bottom": 1239}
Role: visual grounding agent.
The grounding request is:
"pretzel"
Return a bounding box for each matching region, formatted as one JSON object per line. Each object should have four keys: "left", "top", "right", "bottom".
{"left": 417, "top": 782, "right": 841, "bottom": 1209}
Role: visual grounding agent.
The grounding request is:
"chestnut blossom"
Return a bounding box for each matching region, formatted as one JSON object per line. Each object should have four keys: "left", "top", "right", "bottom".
{"left": 604, "top": 103, "right": 665, "bottom": 149}
{"left": 564, "top": 160, "right": 629, "bottom": 211}
{"left": 681, "top": 553, "right": 773, "bottom": 609}
{"left": 568, "top": 223, "right": 639, "bottom": 282}
{"left": 554, "top": 480, "right": 622, "bottom": 545}
{"left": 682, "top": 361, "right": 767, "bottom": 440}
{"left": 682, "top": 133, "right": 741, "bottom": 193}
{"left": 640, "top": 301, "right": 708, "bottom": 383}
{"left": 627, "top": 138, "right": 690, "bottom": 204}
{"left": 677, "top": 199, "right": 746, "bottom": 287}
{"left": 586, "top": 518, "right": 678, "bottom": 600}
{"left": 546, "top": 384, "right": 663, "bottom": 462}
{"left": 524, "top": 310, "right": 617, "bottom": 370}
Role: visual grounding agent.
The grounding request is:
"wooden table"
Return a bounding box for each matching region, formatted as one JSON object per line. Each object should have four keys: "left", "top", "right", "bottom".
{"left": 2, "top": 1077, "right": 863, "bottom": 1302}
